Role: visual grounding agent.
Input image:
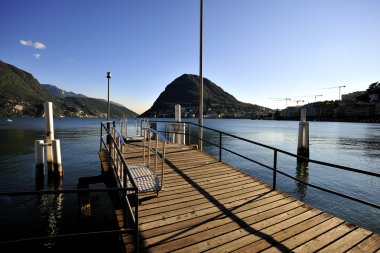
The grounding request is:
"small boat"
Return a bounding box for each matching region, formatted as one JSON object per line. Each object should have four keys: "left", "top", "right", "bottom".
{"left": 6, "top": 118, "right": 12, "bottom": 122}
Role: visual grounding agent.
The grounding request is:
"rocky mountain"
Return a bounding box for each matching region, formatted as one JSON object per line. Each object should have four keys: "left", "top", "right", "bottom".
{"left": 41, "top": 84, "right": 86, "bottom": 98}
{"left": 0, "top": 60, "right": 137, "bottom": 117}
{"left": 141, "top": 74, "right": 272, "bottom": 118}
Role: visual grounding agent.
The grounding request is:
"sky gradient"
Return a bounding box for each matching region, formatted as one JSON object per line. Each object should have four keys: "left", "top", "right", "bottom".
{"left": 1, "top": 0, "right": 379, "bottom": 114}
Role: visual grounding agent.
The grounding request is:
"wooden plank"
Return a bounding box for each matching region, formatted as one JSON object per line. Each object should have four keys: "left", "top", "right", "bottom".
{"left": 140, "top": 177, "right": 261, "bottom": 207}
{"left": 259, "top": 216, "right": 346, "bottom": 253}
{"left": 139, "top": 185, "right": 271, "bottom": 216}
{"left": 140, "top": 191, "right": 286, "bottom": 223}
{"left": 346, "top": 234, "right": 380, "bottom": 253}
{"left": 122, "top": 194, "right": 297, "bottom": 246}
{"left": 292, "top": 222, "right": 357, "bottom": 252}
{"left": 318, "top": 227, "right": 374, "bottom": 253}
{"left": 140, "top": 201, "right": 306, "bottom": 252}
{"left": 173, "top": 207, "right": 320, "bottom": 253}
{"left": 140, "top": 194, "right": 295, "bottom": 232}
{"left": 211, "top": 209, "right": 325, "bottom": 252}
{"left": 139, "top": 181, "right": 268, "bottom": 211}
{"left": 139, "top": 192, "right": 298, "bottom": 232}
{"left": 141, "top": 179, "right": 263, "bottom": 208}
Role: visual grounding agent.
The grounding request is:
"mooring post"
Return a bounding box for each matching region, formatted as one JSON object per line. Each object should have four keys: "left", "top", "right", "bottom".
{"left": 52, "top": 139, "right": 63, "bottom": 177}
{"left": 297, "top": 107, "right": 310, "bottom": 159}
{"left": 44, "top": 102, "right": 54, "bottom": 174}
{"left": 175, "top": 104, "right": 186, "bottom": 144}
{"left": 35, "top": 140, "right": 45, "bottom": 178}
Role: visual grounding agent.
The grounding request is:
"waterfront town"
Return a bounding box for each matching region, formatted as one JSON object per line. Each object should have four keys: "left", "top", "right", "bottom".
{"left": 178, "top": 90, "right": 380, "bottom": 122}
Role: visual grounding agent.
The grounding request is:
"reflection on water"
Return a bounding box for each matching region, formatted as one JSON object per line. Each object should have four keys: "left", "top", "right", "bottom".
{"left": 37, "top": 177, "right": 63, "bottom": 249}
{"left": 295, "top": 160, "right": 309, "bottom": 201}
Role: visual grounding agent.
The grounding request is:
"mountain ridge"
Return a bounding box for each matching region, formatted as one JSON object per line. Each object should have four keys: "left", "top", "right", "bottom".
{"left": 141, "top": 74, "right": 272, "bottom": 118}
{"left": 41, "top": 84, "right": 86, "bottom": 98}
{"left": 0, "top": 60, "right": 137, "bottom": 117}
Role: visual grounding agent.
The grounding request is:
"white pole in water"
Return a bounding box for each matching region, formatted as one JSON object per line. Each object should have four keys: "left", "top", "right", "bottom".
{"left": 175, "top": 104, "right": 181, "bottom": 122}
{"left": 297, "top": 107, "right": 310, "bottom": 158}
{"left": 44, "top": 102, "right": 54, "bottom": 173}
{"left": 174, "top": 104, "right": 185, "bottom": 144}
{"left": 35, "top": 140, "right": 45, "bottom": 177}
{"left": 52, "top": 139, "right": 63, "bottom": 177}
{"left": 198, "top": 0, "right": 204, "bottom": 151}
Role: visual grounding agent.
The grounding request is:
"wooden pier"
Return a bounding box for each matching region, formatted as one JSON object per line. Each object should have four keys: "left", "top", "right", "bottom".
{"left": 101, "top": 141, "right": 380, "bottom": 252}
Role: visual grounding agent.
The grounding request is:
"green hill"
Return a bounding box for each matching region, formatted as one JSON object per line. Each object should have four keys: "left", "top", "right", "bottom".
{"left": 0, "top": 60, "right": 137, "bottom": 117}
{"left": 141, "top": 74, "right": 272, "bottom": 118}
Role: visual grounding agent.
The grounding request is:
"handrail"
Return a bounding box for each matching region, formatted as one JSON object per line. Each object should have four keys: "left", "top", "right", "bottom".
{"left": 113, "top": 127, "right": 126, "bottom": 145}
{"left": 100, "top": 121, "right": 139, "bottom": 251}
{"left": 101, "top": 122, "right": 138, "bottom": 189}
{"left": 142, "top": 127, "right": 166, "bottom": 190}
{"left": 149, "top": 120, "right": 380, "bottom": 210}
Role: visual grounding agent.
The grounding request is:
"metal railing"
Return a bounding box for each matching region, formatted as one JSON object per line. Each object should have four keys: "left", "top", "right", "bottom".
{"left": 142, "top": 127, "right": 167, "bottom": 190}
{"left": 100, "top": 121, "right": 139, "bottom": 251}
{"left": 149, "top": 120, "right": 380, "bottom": 210}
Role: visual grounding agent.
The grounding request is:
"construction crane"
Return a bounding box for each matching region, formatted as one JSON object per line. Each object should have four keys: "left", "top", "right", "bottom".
{"left": 314, "top": 94, "right": 323, "bottom": 102}
{"left": 294, "top": 100, "right": 304, "bottom": 105}
{"left": 294, "top": 94, "right": 323, "bottom": 102}
{"left": 320, "top": 85, "right": 347, "bottom": 100}
{"left": 269, "top": 98, "right": 291, "bottom": 107}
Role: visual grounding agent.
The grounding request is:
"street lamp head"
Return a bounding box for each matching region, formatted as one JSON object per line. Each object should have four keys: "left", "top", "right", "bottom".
{"left": 107, "top": 72, "right": 111, "bottom": 79}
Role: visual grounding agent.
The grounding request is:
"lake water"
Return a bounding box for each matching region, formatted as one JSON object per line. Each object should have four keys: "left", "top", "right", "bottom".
{"left": 0, "top": 117, "right": 379, "bottom": 250}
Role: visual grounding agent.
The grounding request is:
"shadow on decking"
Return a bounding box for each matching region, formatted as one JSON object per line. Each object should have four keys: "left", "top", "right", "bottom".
{"left": 138, "top": 155, "right": 291, "bottom": 252}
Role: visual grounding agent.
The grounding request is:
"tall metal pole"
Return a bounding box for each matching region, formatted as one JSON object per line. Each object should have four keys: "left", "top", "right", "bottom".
{"left": 107, "top": 72, "right": 111, "bottom": 121}
{"left": 198, "top": 0, "right": 204, "bottom": 151}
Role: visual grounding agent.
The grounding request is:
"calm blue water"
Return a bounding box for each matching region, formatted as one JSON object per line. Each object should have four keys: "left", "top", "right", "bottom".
{"left": 0, "top": 117, "right": 379, "bottom": 250}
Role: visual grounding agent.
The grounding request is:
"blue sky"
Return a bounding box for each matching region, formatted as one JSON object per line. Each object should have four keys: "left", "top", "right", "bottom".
{"left": 1, "top": 0, "right": 379, "bottom": 114}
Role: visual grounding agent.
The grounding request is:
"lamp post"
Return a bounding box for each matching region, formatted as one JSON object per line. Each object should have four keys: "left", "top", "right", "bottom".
{"left": 107, "top": 72, "right": 111, "bottom": 121}
{"left": 198, "top": 0, "right": 204, "bottom": 151}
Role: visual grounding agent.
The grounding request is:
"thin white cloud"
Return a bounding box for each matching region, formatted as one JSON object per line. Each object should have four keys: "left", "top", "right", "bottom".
{"left": 33, "top": 53, "right": 41, "bottom": 59}
{"left": 19, "top": 39, "right": 46, "bottom": 49}
{"left": 20, "top": 40, "right": 33, "bottom": 46}
{"left": 34, "top": 42, "right": 46, "bottom": 49}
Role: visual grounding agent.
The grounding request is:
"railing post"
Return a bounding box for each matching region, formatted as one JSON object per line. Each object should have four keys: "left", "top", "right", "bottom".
{"left": 155, "top": 132, "right": 158, "bottom": 173}
{"left": 106, "top": 122, "right": 111, "bottom": 145}
{"left": 143, "top": 129, "right": 146, "bottom": 164}
{"left": 161, "top": 141, "right": 166, "bottom": 189}
{"left": 123, "top": 163, "right": 127, "bottom": 229}
{"left": 273, "top": 150, "right": 277, "bottom": 190}
{"left": 219, "top": 132, "right": 222, "bottom": 162}
{"left": 100, "top": 123, "right": 103, "bottom": 151}
{"left": 188, "top": 123, "right": 191, "bottom": 145}
{"left": 135, "top": 190, "right": 139, "bottom": 253}
{"left": 148, "top": 129, "right": 151, "bottom": 166}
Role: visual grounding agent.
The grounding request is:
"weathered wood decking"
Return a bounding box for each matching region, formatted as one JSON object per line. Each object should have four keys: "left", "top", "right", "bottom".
{"left": 107, "top": 142, "right": 380, "bottom": 252}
